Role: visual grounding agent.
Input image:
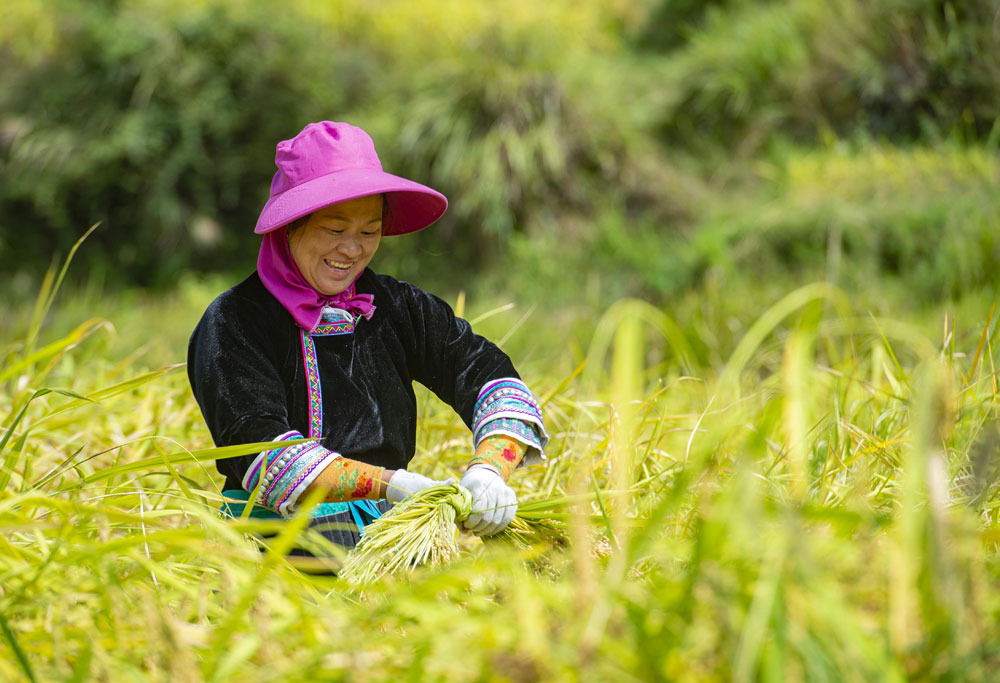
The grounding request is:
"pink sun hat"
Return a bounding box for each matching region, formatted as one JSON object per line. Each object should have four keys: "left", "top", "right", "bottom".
{"left": 254, "top": 121, "right": 448, "bottom": 236}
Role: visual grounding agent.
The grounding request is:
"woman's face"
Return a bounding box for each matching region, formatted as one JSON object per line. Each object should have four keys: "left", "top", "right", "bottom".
{"left": 288, "top": 194, "right": 383, "bottom": 296}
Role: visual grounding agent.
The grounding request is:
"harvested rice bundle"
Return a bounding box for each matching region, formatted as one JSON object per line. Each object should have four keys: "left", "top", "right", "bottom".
{"left": 339, "top": 483, "right": 473, "bottom": 585}
{"left": 339, "top": 483, "right": 567, "bottom": 585}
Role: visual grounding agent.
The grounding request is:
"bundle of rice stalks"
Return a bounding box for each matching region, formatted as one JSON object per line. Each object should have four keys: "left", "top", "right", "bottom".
{"left": 339, "top": 483, "right": 472, "bottom": 585}
{"left": 339, "top": 483, "right": 568, "bottom": 585}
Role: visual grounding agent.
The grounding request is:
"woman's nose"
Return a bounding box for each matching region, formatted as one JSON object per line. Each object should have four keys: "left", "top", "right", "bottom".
{"left": 338, "top": 237, "right": 362, "bottom": 257}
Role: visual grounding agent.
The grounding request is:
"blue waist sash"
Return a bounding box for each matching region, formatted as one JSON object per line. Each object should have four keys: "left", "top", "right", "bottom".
{"left": 220, "top": 489, "right": 385, "bottom": 536}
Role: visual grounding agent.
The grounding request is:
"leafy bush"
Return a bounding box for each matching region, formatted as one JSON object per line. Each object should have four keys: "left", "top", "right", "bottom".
{"left": 0, "top": 0, "right": 362, "bottom": 285}
{"left": 2, "top": 0, "right": 998, "bottom": 295}
{"left": 651, "top": 0, "right": 1000, "bottom": 150}
{"left": 524, "top": 144, "right": 1000, "bottom": 307}
{"left": 0, "top": 0, "right": 668, "bottom": 285}
{"left": 633, "top": 0, "right": 748, "bottom": 52}
{"left": 353, "top": 2, "right": 672, "bottom": 271}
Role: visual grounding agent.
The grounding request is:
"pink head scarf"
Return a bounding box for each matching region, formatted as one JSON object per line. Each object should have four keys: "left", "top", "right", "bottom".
{"left": 253, "top": 121, "right": 449, "bottom": 331}
{"left": 257, "top": 228, "right": 376, "bottom": 332}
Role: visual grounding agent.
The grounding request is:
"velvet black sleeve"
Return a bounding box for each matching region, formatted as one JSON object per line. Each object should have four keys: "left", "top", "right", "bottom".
{"left": 187, "top": 290, "right": 296, "bottom": 486}
{"left": 394, "top": 280, "right": 520, "bottom": 429}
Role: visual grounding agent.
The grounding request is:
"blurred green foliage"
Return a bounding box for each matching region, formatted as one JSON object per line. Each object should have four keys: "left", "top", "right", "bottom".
{"left": 0, "top": 0, "right": 998, "bottom": 300}
{"left": 568, "top": 144, "right": 1000, "bottom": 303}
{"left": 653, "top": 0, "right": 1000, "bottom": 148}
{"left": 0, "top": 0, "right": 361, "bottom": 286}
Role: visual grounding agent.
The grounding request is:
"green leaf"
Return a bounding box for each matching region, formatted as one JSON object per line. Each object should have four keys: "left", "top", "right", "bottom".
{"left": 0, "top": 611, "right": 36, "bottom": 683}
{"left": 79, "top": 439, "right": 312, "bottom": 485}
{"left": 0, "top": 318, "right": 109, "bottom": 384}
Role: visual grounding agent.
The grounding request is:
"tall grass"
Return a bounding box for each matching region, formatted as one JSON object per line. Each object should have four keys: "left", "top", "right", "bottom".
{"left": 1, "top": 253, "right": 998, "bottom": 679}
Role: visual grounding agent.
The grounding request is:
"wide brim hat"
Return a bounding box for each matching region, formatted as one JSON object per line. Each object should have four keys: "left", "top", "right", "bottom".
{"left": 254, "top": 121, "right": 447, "bottom": 236}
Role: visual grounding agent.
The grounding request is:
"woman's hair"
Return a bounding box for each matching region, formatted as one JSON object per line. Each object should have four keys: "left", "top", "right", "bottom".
{"left": 285, "top": 194, "right": 390, "bottom": 234}
{"left": 287, "top": 215, "right": 309, "bottom": 233}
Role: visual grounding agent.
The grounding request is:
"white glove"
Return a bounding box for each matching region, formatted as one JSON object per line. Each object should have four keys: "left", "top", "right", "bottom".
{"left": 460, "top": 464, "right": 517, "bottom": 536}
{"left": 385, "top": 470, "right": 453, "bottom": 504}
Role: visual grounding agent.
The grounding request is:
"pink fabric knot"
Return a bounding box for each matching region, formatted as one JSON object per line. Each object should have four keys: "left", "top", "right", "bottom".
{"left": 325, "top": 287, "right": 376, "bottom": 320}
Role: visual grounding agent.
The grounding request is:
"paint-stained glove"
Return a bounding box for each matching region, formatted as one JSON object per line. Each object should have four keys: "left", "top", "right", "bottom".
{"left": 460, "top": 464, "right": 517, "bottom": 536}
{"left": 385, "top": 470, "right": 453, "bottom": 504}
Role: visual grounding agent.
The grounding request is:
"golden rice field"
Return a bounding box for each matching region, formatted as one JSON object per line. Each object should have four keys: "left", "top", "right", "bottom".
{"left": 2, "top": 258, "right": 999, "bottom": 681}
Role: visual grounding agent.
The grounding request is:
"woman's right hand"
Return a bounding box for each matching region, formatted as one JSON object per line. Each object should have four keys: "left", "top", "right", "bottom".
{"left": 383, "top": 469, "right": 453, "bottom": 503}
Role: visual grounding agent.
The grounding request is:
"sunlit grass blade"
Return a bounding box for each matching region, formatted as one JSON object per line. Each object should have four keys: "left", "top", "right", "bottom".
{"left": 0, "top": 319, "right": 110, "bottom": 384}
{"left": 965, "top": 302, "right": 995, "bottom": 385}
{"left": 718, "top": 283, "right": 847, "bottom": 397}
{"left": 1, "top": 388, "right": 95, "bottom": 492}
{"left": 0, "top": 611, "right": 36, "bottom": 683}
{"left": 538, "top": 358, "right": 586, "bottom": 407}
{"left": 76, "top": 439, "right": 311, "bottom": 485}
{"left": 23, "top": 223, "right": 100, "bottom": 356}
{"left": 34, "top": 364, "right": 184, "bottom": 424}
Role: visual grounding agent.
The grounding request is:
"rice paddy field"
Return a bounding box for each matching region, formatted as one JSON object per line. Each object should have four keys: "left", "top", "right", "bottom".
{"left": 4, "top": 0, "right": 1000, "bottom": 679}
{"left": 2, "top": 252, "right": 999, "bottom": 681}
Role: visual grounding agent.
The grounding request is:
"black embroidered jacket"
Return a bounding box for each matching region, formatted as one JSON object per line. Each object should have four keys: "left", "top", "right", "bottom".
{"left": 187, "top": 269, "right": 520, "bottom": 492}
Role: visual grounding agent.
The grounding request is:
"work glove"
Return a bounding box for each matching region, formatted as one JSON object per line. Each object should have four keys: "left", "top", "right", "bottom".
{"left": 460, "top": 464, "right": 517, "bottom": 536}
{"left": 385, "top": 469, "right": 453, "bottom": 504}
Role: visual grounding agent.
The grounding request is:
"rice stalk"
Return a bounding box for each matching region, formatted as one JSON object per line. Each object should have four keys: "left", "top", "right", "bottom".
{"left": 490, "top": 514, "right": 567, "bottom": 549}
{"left": 339, "top": 483, "right": 569, "bottom": 585}
{"left": 338, "top": 483, "right": 473, "bottom": 585}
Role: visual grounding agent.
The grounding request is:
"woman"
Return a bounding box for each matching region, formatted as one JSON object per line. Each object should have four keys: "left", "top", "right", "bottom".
{"left": 188, "top": 121, "right": 547, "bottom": 549}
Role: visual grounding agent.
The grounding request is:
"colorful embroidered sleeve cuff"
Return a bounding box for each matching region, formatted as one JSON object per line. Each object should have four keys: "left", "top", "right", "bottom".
{"left": 472, "top": 378, "right": 549, "bottom": 467}
{"left": 243, "top": 430, "right": 341, "bottom": 517}
{"left": 467, "top": 434, "right": 528, "bottom": 480}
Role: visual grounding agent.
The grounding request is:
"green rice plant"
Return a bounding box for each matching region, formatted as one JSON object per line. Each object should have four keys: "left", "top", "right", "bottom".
{"left": 3, "top": 252, "right": 1000, "bottom": 679}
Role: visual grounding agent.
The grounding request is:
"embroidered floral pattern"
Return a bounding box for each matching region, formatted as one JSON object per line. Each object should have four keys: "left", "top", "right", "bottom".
{"left": 260, "top": 445, "right": 341, "bottom": 516}
{"left": 244, "top": 434, "right": 384, "bottom": 515}
{"left": 468, "top": 434, "right": 527, "bottom": 480}
{"left": 316, "top": 457, "right": 384, "bottom": 501}
{"left": 242, "top": 430, "right": 309, "bottom": 491}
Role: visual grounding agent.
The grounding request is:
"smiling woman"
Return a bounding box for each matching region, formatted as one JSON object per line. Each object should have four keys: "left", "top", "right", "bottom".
{"left": 186, "top": 122, "right": 548, "bottom": 553}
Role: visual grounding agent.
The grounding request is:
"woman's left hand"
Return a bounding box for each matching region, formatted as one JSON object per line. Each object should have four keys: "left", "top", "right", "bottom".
{"left": 459, "top": 464, "right": 517, "bottom": 536}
